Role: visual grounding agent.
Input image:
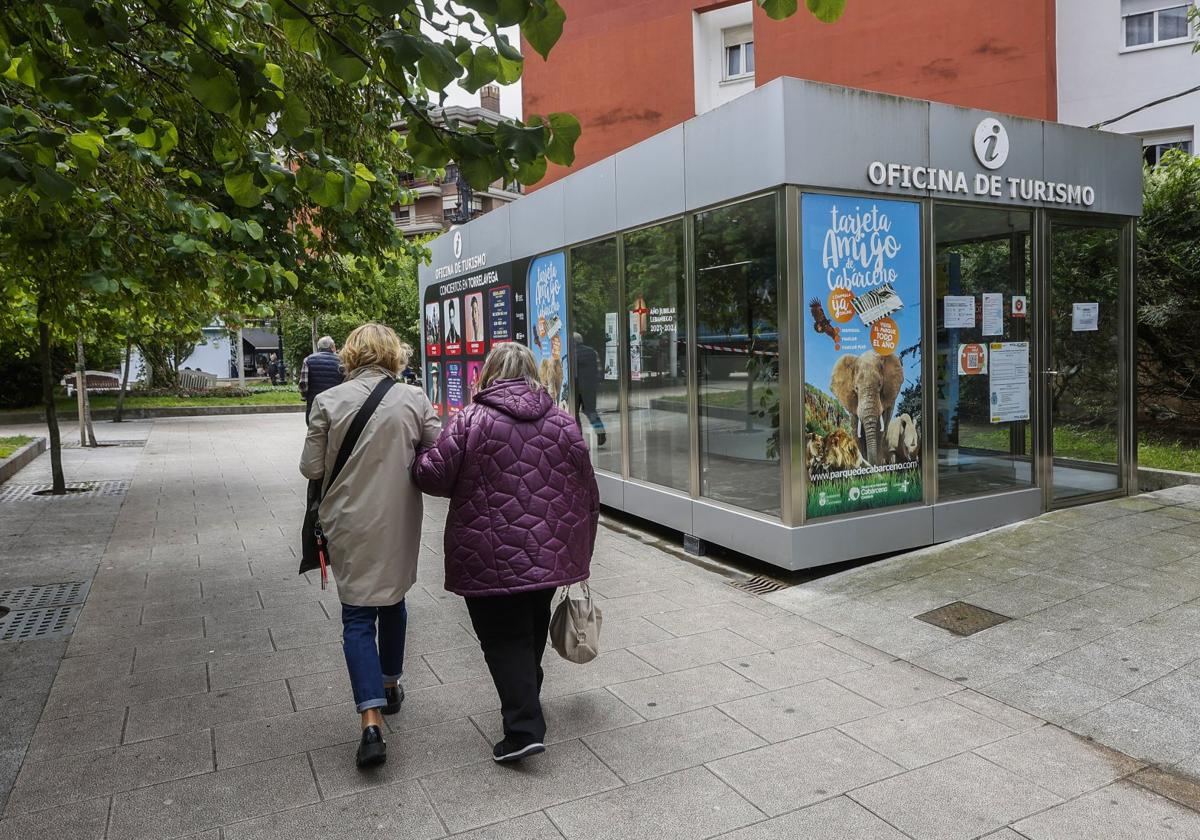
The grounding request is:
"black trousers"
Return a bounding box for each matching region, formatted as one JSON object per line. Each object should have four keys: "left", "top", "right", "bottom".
{"left": 465, "top": 589, "right": 556, "bottom": 746}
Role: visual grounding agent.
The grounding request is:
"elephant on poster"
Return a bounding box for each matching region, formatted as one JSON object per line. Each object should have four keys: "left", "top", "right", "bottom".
{"left": 829, "top": 350, "right": 904, "bottom": 467}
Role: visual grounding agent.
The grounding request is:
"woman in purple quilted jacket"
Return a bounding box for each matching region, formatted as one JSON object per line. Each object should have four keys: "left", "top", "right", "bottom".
{"left": 414, "top": 342, "right": 599, "bottom": 763}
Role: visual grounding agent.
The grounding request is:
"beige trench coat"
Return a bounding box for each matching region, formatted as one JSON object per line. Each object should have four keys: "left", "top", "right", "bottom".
{"left": 299, "top": 367, "right": 440, "bottom": 607}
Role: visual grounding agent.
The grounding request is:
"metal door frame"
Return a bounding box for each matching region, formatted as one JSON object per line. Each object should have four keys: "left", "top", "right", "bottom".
{"left": 1037, "top": 211, "right": 1136, "bottom": 510}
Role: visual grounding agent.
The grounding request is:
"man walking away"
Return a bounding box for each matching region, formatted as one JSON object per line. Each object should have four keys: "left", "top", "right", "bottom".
{"left": 300, "top": 336, "right": 345, "bottom": 420}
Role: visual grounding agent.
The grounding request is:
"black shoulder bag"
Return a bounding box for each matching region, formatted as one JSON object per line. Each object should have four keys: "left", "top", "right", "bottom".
{"left": 300, "top": 377, "right": 395, "bottom": 587}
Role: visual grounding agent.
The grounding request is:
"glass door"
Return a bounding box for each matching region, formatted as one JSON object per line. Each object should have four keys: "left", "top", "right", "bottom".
{"left": 1045, "top": 220, "right": 1126, "bottom": 503}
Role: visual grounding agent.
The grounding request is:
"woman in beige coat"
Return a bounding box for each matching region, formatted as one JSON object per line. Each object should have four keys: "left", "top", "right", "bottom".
{"left": 300, "top": 323, "right": 440, "bottom": 769}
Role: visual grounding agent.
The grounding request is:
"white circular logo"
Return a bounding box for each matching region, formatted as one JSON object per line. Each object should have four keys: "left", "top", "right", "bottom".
{"left": 452, "top": 231, "right": 463, "bottom": 259}
{"left": 974, "top": 118, "right": 1009, "bottom": 170}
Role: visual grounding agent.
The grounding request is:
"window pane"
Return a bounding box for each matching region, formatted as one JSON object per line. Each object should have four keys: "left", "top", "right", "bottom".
{"left": 1049, "top": 225, "right": 1122, "bottom": 499}
{"left": 694, "top": 194, "right": 780, "bottom": 515}
{"left": 569, "top": 239, "right": 622, "bottom": 474}
{"left": 1158, "top": 5, "right": 1189, "bottom": 39}
{"left": 624, "top": 220, "right": 689, "bottom": 491}
{"left": 744, "top": 41, "right": 755, "bottom": 73}
{"left": 934, "top": 206, "right": 1034, "bottom": 500}
{"left": 726, "top": 45, "right": 741, "bottom": 77}
{"left": 1125, "top": 12, "right": 1154, "bottom": 45}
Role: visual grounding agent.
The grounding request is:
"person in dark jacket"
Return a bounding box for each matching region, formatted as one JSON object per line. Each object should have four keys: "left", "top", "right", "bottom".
{"left": 413, "top": 342, "right": 600, "bottom": 764}
{"left": 299, "top": 336, "right": 345, "bottom": 420}
{"left": 572, "top": 332, "right": 606, "bottom": 446}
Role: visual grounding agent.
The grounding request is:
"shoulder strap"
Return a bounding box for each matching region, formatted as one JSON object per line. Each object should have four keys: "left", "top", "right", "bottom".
{"left": 322, "top": 377, "right": 394, "bottom": 498}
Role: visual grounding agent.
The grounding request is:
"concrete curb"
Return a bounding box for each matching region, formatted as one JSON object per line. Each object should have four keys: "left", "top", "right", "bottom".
{"left": 0, "top": 403, "right": 305, "bottom": 425}
{"left": 0, "top": 436, "right": 46, "bottom": 484}
{"left": 1139, "top": 466, "right": 1200, "bottom": 492}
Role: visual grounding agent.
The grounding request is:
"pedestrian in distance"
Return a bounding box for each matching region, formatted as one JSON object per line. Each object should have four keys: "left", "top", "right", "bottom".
{"left": 413, "top": 342, "right": 600, "bottom": 764}
{"left": 299, "top": 323, "right": 440, "bottom": 769}
{"left": 299, "top": 336, "right": 345, "bottom": 421}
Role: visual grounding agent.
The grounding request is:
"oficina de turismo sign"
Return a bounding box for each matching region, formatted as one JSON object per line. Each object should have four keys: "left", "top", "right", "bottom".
{"left": 867, "top": 117, "right": 1096, "bottom": 207}
{"left": 434, "top": 232, "right": 487, "bottom": 280}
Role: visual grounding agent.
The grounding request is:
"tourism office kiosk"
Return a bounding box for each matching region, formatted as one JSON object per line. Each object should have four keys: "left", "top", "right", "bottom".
{"left": 417, "top": 77, "right": 1142, "bottom": 572}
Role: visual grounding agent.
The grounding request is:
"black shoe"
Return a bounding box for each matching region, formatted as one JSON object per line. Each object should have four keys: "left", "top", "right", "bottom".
{"left": 492, "top": 739, "right": 545, "bottom": 763}
{"left": 383, "top": 684, "right": 404, "bottom": 715}
{"left": 356, "top": 725, "right": 387, "bottom": 769}
{"left": 597, "top": 432, "right": 607, "bottom": 446}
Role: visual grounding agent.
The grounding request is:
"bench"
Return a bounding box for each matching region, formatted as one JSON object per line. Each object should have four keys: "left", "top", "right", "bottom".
{"left": 178, "top": 369, "right": 217, "bottom": 390}
{"left": 62, "top": 370, "right": 123, "bottom": 396}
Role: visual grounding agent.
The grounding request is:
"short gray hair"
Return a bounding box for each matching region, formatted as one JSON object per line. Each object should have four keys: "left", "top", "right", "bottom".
{"left": 316, "top": 335, "right": 335, "bottom": 351}
{"left": 477, "top": 342, "right": 541, "bottom": 392}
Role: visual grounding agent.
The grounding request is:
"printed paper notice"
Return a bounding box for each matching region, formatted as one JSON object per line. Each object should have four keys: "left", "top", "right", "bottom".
{"left": 982, "top": 293, "right": 1003, "bottom": 336}
{"left": 944, "top": 296, "right": 975, "bottom": 329}
{"left": 1072, "top": 302, "right": 1099, "bottom": 332}
{"left": 989, "top": 342, "right": 1030, "bottom": 423}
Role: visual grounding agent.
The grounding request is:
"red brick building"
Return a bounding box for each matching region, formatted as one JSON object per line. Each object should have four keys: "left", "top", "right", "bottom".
{"left": 523, "top": 0, "right": 1058, "bottom": 188}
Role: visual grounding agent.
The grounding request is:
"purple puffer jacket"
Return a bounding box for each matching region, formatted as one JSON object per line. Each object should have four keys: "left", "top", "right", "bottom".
{"left": 412, "top": 378, "right": 600, "bottom": 597}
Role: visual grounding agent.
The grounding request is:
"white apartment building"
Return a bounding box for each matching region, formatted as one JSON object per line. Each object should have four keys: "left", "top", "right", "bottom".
{"left": 1058, "top": 0, "right": 1199, "bottom": 163}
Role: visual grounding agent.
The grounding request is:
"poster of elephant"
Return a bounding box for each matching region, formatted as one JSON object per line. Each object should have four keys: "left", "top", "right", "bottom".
{"left": 801, "top": 193, "right": 923, "bottom": 519}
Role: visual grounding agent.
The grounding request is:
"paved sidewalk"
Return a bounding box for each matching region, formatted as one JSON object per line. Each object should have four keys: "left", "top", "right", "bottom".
{"left": 1, "top": 413, "right": 1199, "bottom": 839}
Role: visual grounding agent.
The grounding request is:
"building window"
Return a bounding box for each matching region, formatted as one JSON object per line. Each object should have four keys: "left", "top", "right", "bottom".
{"left": 1144, "top": 137, "right": 1193, "bottom": 165}
{"left": 1123, "top": 4, "right": 1192, "bottom": 48}
{"left": 624, "top": 219, "right": 690, "bottom": 491}
{"left": 722, "top": 26, "right": 754, "bottom": 81}
{"left": 569, "top": 238, "right": 622, "bottom": 473}
{"left": 935, "top": 205, "right": 1034, "bottom": 501}
{"left": 695, "top": 194, "right": 780, "bottom": 516}
{"left": 396, "top": 207, "right": 411, "bottom": 222}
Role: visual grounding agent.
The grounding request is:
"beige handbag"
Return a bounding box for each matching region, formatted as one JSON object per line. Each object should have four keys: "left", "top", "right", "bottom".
{"left": 549, "top": 583, "right": 602, "bottom": 664}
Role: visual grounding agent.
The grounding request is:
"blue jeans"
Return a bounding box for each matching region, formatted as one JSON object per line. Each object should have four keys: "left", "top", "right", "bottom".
{"left": 341, "top": 601, "right": 407, "bottom": 713}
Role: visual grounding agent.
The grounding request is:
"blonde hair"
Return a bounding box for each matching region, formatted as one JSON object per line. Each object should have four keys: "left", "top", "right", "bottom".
{"left": 477, "top": 342, "right": 541, "bottom": 392}
{"left": 339, "top": 323, "right": 410, "bottom": 375}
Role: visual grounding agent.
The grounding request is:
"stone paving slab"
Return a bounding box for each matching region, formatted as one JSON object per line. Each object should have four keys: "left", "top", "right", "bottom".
{"left": 3, "top": 415, "right": 1200, "bottom": 839}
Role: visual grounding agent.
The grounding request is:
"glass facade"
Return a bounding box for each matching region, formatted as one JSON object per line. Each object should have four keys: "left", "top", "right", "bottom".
{"left": 495, "top": 190, "right": 1132, "bottom": 527}
{"left": 934, "top": 205, "right": 1034, "bottom": 500}
{"left": 694, "top": 195, "right": 781, "bottom": 515}
{"left": 568, "top": 238, "right": 622, "bottom": 474}
{"left": 624, "top": 219, "right": 690, "bottom": 490}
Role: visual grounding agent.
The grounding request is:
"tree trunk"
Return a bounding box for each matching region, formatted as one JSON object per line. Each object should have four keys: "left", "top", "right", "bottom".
{"left": 76, "top": 334, "right": 97, "bottom": 447}
{"left": 37, "top": 297, "right": 66, "bottom": 494}
{"left": 275, "top": 308, "right": 285, "bottom": 383}
{"left": 114, "top": 338, "right": 132, "bottom": 423}
{"left": 137, "top": 341, "right": 178, "bottom": 389}
{"left": 311, "top": 315, "right": 318, "bottom": 353}
{"left": 236, "top": 326, "right": 245, "bottom": 388}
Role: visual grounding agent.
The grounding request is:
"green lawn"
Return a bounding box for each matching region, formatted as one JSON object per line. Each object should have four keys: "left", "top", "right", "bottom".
{"left": 959, "top": 422, "right": 1200, "bottom": 473}
{"left": 661, "top": 385, "right": 773, "bottom": 410}
{"left": 1, "top": 386, "right": 301, "bottom": 415}
{"left": 0, "top": 435, "right": 33, "bottom": 459}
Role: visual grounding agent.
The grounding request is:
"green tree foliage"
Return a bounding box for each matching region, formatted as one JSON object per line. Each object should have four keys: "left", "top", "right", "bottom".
{"left": 280, "top": 247, "right": 420, "bottom": 375}
{"left": 1138, "top": 150, "right": 1200, "bottom": 424}
{"left": 0, "top": 0, "right": 585, "bottom": 491}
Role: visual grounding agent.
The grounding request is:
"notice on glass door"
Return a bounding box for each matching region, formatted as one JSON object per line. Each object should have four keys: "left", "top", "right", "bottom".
{"left": 989, "top": 342, "right": 1030, "bottom": 423}
{"left": 981, "top": 293, "right": 1003, "bottom": 336}
{"left": 944, "top": 295, "right": 975, "bottom": 329}
{"left": 1072, "top": 302, "right": 1099, "bottom": 332}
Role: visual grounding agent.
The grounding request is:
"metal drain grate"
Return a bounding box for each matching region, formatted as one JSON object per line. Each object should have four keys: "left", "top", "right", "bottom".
{"left": 727, "top": 575, "right": 791, "bottom": 595}
{"left": 0, "top": 480, "right": 130, "bottom": 502}
{"left": 0, "top": 581, "right": 90, "bottom": 611}
{"left": 0, "top": 605, "right": 82, "bottom": 641}
{"left": 60, "top": 440, "right": 145, "bottom": 448}
{"left": 916, "top": 601, "right": 1011, "bottom": 637}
